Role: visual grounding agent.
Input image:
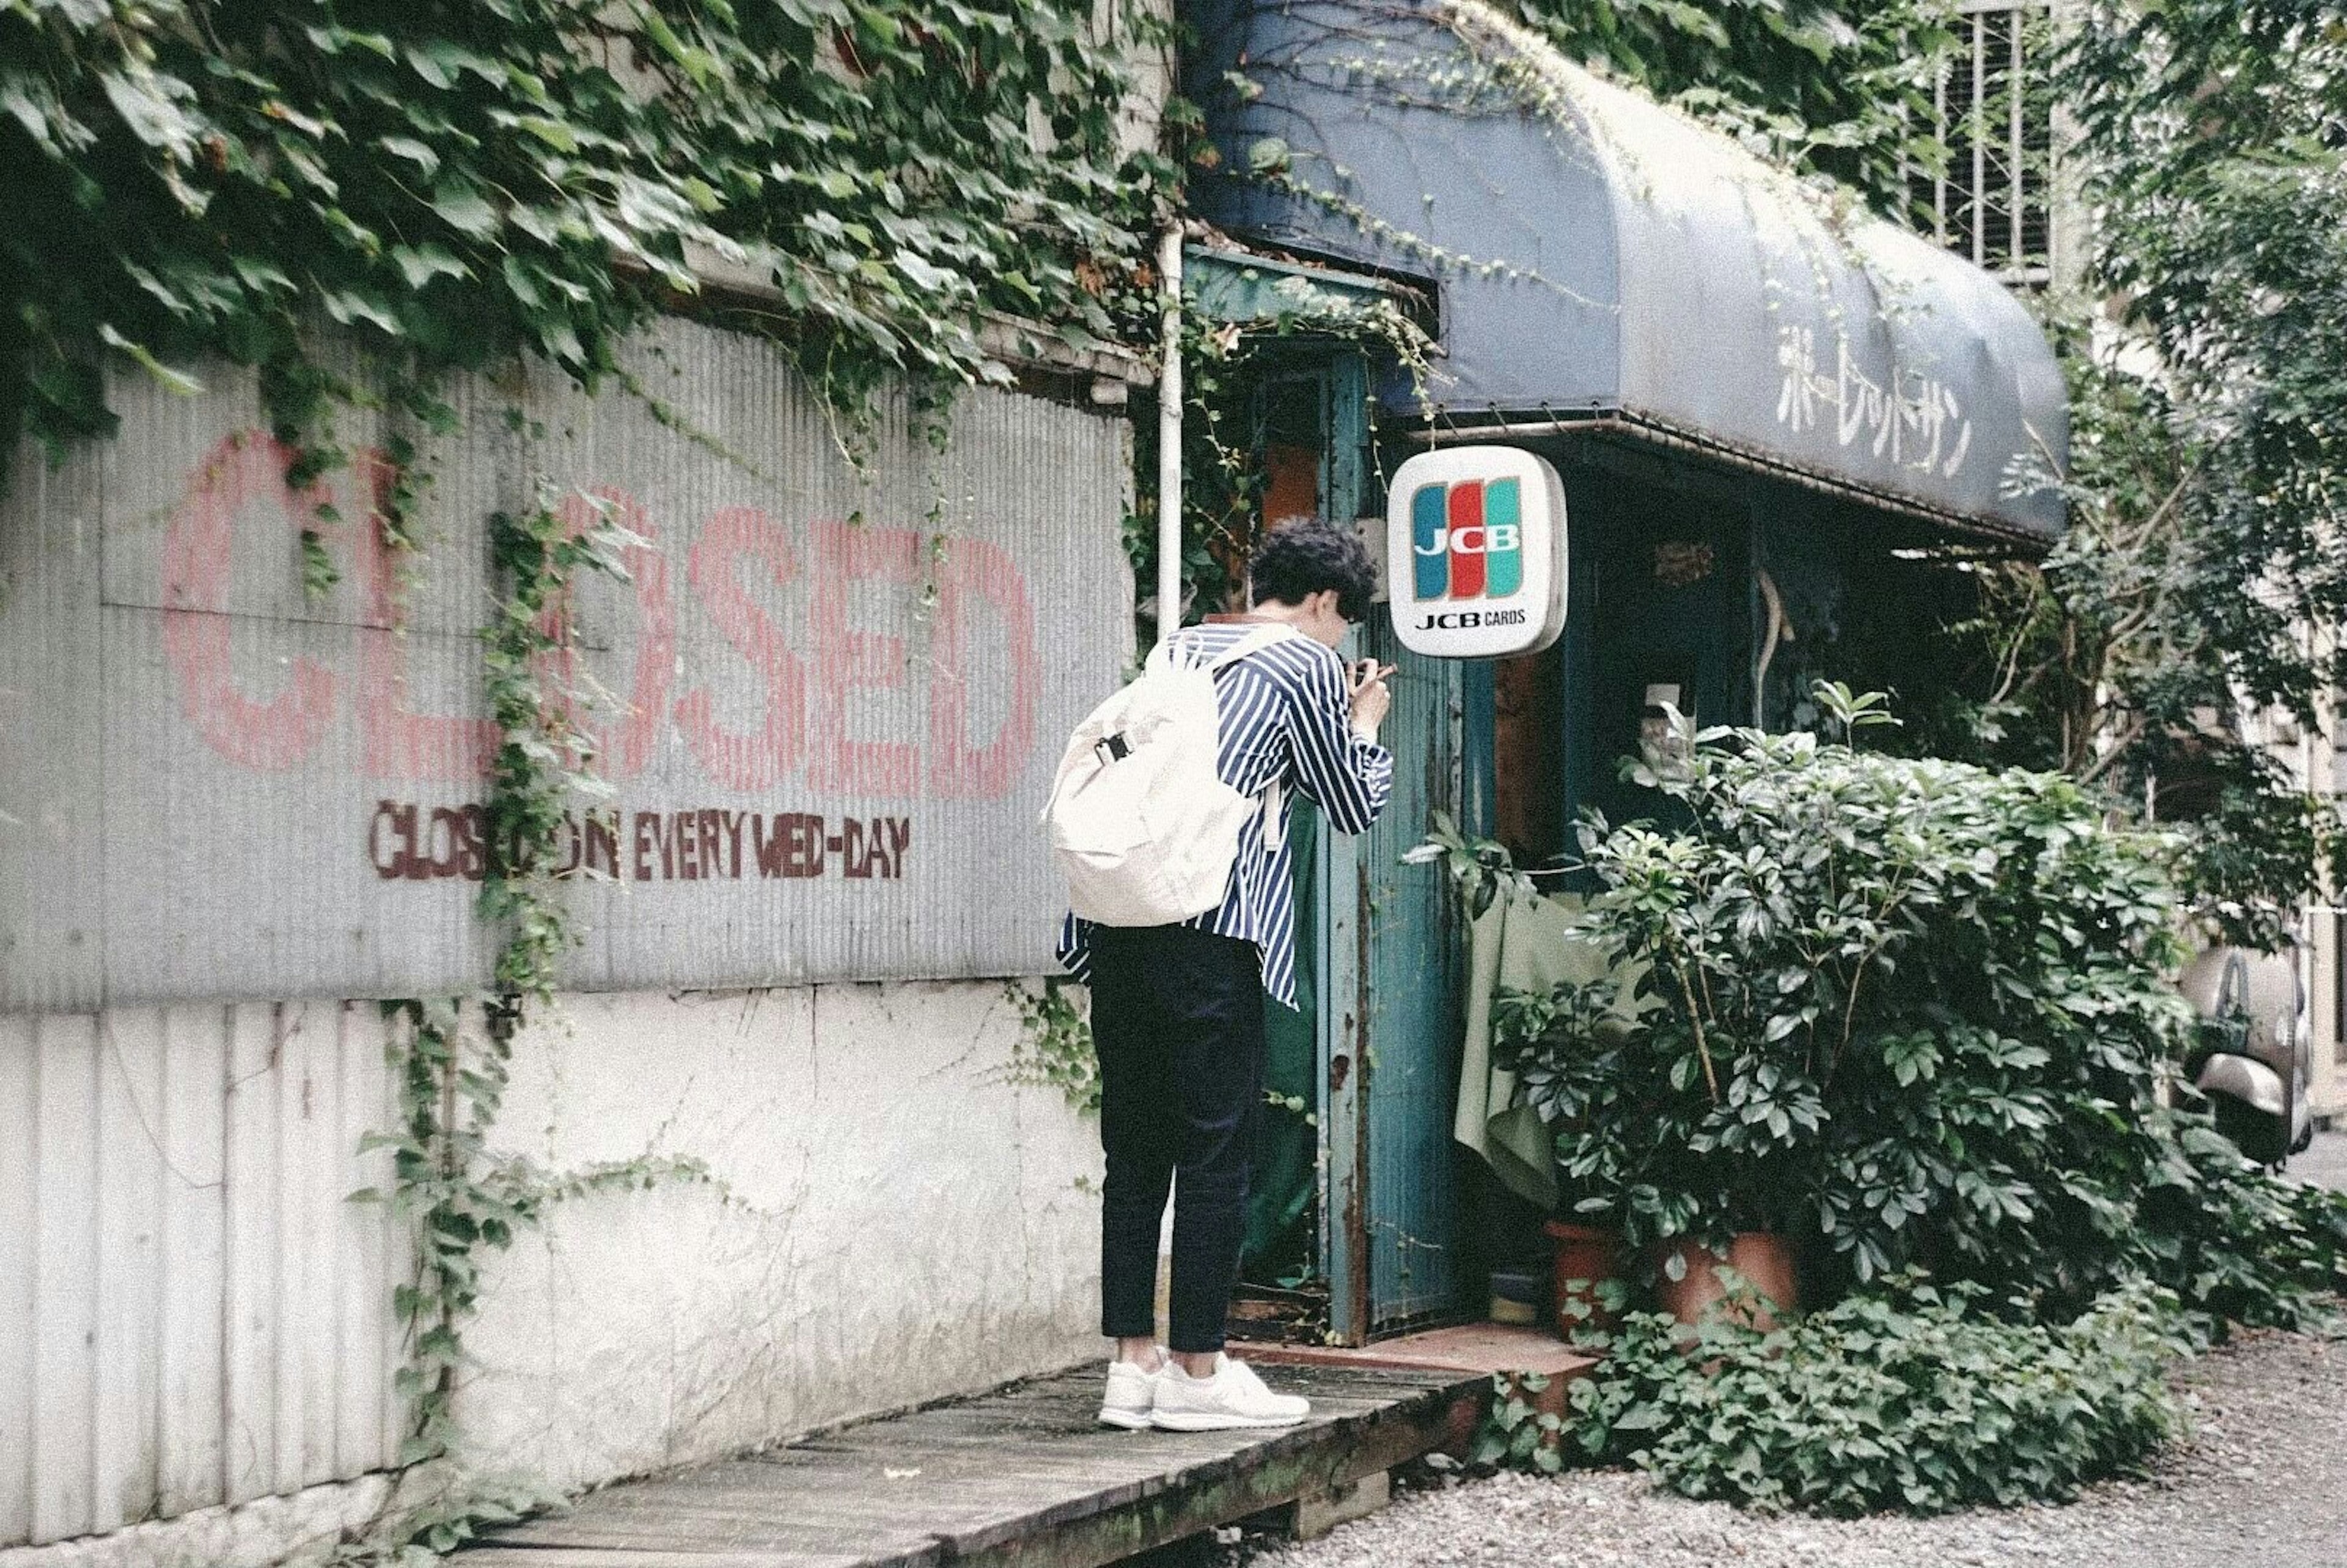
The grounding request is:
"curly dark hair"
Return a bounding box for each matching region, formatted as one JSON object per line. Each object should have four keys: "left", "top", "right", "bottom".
{"left": 1249, "top": 517, "right": 1378, "bottom": 623}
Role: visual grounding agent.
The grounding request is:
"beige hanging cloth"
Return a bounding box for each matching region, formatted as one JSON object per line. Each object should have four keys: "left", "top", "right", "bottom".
{"left": 1453, "top": 889, "right": 1622, "bottom": 1208}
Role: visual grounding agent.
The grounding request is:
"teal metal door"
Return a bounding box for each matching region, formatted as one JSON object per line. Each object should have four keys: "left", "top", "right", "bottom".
{"left": 1240, "top": 344, "right": 1473, "bottom": 1339}
{"left": 1365, "top": 637, "right": 1468, "bottom": 1332}
{"left": 1315, "top": 585, "right": 1474, "bottom": 1336}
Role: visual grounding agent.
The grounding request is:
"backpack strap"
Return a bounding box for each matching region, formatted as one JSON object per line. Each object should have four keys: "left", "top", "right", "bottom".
{"left": 1148, "top": 620, "right": 1301, "bottom": 673}
{"left": 1259, "top": 776, "right": 1285, "bottom": 851}
{"left": 1159, "top": 621, "right": 1304, "bottom": 851}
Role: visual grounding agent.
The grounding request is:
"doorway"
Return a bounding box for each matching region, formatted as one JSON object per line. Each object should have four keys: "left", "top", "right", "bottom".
{"left": 1224, "top": 356, "right": 1477, "bottom": 1343}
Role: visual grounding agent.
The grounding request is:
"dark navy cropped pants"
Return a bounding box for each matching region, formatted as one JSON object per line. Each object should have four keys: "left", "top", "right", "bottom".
{"left": 1087, "top": 923, "right": 1266, "bottom": 1354}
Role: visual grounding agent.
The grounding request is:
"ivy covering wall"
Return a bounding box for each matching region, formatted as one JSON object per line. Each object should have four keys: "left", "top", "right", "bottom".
{"left": 0, "top": 0, "right": 1169, "bottom": 489}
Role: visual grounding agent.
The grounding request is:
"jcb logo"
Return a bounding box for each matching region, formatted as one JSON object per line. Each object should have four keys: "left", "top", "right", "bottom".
{"left": 1408, "top": 478, "right": 1524, "bottom": 601}
{"left": 1415, "top": 524, "right": 1522, "bottom": 555}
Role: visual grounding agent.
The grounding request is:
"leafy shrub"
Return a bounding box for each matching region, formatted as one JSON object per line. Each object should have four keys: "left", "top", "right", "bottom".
{"left": 1481, "top": 1278, "right": 2187, "bottom": 1514}
{"left": 2151, "top": 1121, "right": 2347, "bottom": 1325}
{"left": 0, "top": 0, "right": 1159, "bottom": 477}
{"left": 1504, "top": 689, "right": 2347, "bottom": 1327}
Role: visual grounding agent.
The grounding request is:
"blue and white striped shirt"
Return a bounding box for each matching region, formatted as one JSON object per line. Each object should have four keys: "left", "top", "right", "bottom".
{"left": 1057, "top": 623, "right": 1394, "bottom": 1009}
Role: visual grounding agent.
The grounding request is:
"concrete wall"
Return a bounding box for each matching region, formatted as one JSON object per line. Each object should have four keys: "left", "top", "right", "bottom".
{"left": 460, "top": 983, "right": 1102, "bottom": 1493}
{"left": 0, "top": 981, "right": 1103, "bottom": 1566}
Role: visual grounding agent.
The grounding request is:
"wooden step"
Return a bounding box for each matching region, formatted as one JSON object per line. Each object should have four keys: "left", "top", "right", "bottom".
{"left": 455, "top": 1361, "right": 1484, "bottom": 1568}
{"left": 1235, "top": 1322, "right": 1599, "bottom": 1383}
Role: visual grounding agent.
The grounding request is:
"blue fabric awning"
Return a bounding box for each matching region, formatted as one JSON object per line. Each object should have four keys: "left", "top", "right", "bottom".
{"left": 1190, "top": 0, "right": 2068, "bottom": 541}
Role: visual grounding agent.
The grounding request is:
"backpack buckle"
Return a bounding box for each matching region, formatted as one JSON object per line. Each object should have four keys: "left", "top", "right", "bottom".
{"left": 1095, "top": 732, "right": 1132, "bottom": 764}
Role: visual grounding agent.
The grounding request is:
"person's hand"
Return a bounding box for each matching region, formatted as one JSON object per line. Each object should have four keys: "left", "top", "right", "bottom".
{"left": 1348, "top": 659, "right": 1395, "bottom": 737}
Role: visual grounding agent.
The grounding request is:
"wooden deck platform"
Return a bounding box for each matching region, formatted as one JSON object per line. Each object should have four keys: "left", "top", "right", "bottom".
{"left": 455, "top": 1361, "right": 1486, "bottom": 1568}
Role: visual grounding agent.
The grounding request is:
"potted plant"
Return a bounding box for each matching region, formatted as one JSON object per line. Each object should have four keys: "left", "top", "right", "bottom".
{"left": 1496, "top": 682, "right": 2256, "bottom": 1349}
{"left": 1502, "top": 695, "right": 1922, "bottom": 1330}
{"left": 1517, "top": 975, "right": 1807, "bottom": 1330}
{"left": 1494, "top": 973, "right": 1644, "bottom": 1333}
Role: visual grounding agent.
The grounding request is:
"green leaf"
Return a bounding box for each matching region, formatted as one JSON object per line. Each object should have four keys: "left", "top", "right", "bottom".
{"left": 380, "top": 136, "right": 442, "bottom": 177}
{"left": 393, "top": 244, "right": 470, "bottom": 290}
{"left": 511, "top": 115, "right": 580, "bottom": 153}
{"left": 320, "top": 290, "right": 402, "bottom": 335}
{"left": 430, "top": 181, "right": 499, "bottom": 239}
{"left": 97, "top": 326, "right": 202, "bottom": 397}
{"left": 100, "top": 68, "right": 200, "bottom": 157}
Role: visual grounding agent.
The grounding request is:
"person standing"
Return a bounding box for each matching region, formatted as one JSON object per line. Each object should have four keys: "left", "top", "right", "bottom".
{"left": 1059, "top": 518, "right": 1394, "bottom": 1431}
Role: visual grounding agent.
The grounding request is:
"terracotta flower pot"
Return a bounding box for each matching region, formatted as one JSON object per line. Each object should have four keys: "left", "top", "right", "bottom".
{"left": 1544, "top": 1219, "right": 1623, "bottom": 1335}
{"left": 1653, "top": 1232, "right": 1799, "bottom": 1330}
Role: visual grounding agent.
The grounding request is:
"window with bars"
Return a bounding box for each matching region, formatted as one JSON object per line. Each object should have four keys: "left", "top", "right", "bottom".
{"left": 1908, "top": 2, "right": 2055, "bottom": 282}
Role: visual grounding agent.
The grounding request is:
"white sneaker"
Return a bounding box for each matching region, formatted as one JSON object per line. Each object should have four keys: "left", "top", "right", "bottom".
{"left": 1099, "top": 1350, "right": 1168, "bottom": 1429}
{"left": 1149, "top": 1354, "right": 1311, "bottom": 1431}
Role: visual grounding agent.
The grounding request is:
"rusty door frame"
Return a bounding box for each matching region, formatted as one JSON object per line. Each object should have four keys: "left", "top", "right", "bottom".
{"left": 1304, "top": 348, "right": 1375, "bottom": 1343}
{"left": 1316, "top": 800, "right": 1370, "bottom": 1344}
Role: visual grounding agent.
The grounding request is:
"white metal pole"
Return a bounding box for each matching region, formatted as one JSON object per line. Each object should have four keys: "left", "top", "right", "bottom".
{"left": 1156, "top": 224, "right": 1184, "bottom": 649}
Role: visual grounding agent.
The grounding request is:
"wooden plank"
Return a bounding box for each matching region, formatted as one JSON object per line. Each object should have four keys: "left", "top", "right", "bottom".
{"left": 500, "top": 1465, "right": 1184, "bottom": 1547}
{"left": 0, "top": 1014, "right": 40, "bottom": 1545}
{"left": 30, "top": 1013, "right": 100, "bottom": 1544}
{"left": 484, "top": 1453, "right": 958, "bottom": 1561}
{"left": 463, "top": 1550, "right": 880, "bottom": 1568}
{"left": 798, "top": 1366, "right": 1447, "bottom": 1446}
{"left": 465, "top": 1367, "right": 1480, "bottom": 1568}
{"left": 950, "top": 1382, "right": 1467, "bottom": 1568}
{"left": 653, "top": 1453, "right": 1179, "bottom": 1491}
{"left": 93, "top": 1006, "right": 166, "bottom": 1528}
{"left": 221, "top": 1002, "right": 279, "bottom": 1506}
{"left": 332, "top": 1000, "right": 396, "bottom": 1478}
{"left": 273, "top": 1001, "right": 315, "bottom": 1495}
{"left": 486, "top": 1500, "right": 950, "bottom": 1560}
{"left": 283, "top": 1000, "right": 339, "bottom": 1489}
{"left": 937, "top": 1402, "right": 1449, "bottom": 1559}
{"left": 792, "top": 1405, "right": 1411, "bottom": 1465}
{"left": 156, "top": 1004, "right": 229, "bottom": 1518}
{"left": 1241, "top": 1323, "right": 1599, "bottom": 1380}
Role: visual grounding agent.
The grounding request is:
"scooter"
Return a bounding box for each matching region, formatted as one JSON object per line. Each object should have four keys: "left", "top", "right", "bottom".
{"left": 2178, "top": 945, "right": 2315, "bottom": 1170}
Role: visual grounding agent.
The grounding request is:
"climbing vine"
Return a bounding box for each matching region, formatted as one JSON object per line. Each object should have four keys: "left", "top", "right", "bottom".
{"left": 0, "top": 0, "right": 1169, "bottom": 529}
{"left": 477, "top": 480, "right": 632, "bottom": 1006}
{"left": 341, "top": 478, "right": 648, "bottom": 1559}
{"left": 1004, "top": 978, "right": 1102, "bottom": 1115}
{"left": 366, "top": 999, "right": 523, "bottom": 1473}
{"left": 1126, "top": 273, "right": 1436, "bottom": 627}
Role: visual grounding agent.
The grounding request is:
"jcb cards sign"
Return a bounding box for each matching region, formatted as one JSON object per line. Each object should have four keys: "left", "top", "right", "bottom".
{"left": 1386, "top": 447, "right": 1567, "bottom": 658}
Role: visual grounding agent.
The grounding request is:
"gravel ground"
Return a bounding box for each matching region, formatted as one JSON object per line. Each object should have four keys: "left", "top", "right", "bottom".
{"left": 1221, "top": 1330, "right": 2347, "bottom": 1568}
{"left": 1203, "top": 1136, "right": 2347, "bottom": 1568}
{"left": 2293, "top": 1128, "right": 2347, "bottom": 1193}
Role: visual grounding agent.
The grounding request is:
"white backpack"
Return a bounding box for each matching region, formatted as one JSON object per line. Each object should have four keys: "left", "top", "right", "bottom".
{"left": 1043, "top": 624, "right": 1297, "bottom": 926}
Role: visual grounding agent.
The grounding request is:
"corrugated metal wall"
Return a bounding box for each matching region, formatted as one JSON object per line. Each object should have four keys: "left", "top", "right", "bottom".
{"left": 0, "top": 315, "right": 1131, "bottom": 1012}
{"left": 0, "top": 1002, "right": 406, "bottom": 1548}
